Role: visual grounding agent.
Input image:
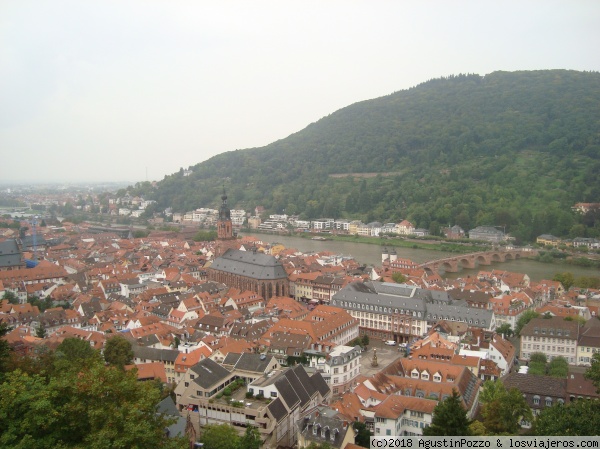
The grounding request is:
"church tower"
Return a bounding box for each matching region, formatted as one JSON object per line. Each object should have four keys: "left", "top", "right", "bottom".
{"left": 217, "top": 185, "right": 234, "bottom": 240}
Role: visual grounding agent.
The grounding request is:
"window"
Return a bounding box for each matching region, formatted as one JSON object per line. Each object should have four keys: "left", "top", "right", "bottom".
{"left": 271, "top": 391, "right": 277, "bottom": 398}
{"left": 545, "top": 397, "right": 552, "bottom": 407}
{"left": 533, "top": 395, "right": 540, "bottom": 405}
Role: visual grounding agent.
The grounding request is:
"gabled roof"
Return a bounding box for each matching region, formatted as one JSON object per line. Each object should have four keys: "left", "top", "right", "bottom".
{"left": 190, "top": 358, "right": 232, "bottom": 389}
{"left": 210, "top": 248, "right": 287, "bottom": 280}
{"left": 267, "top": 397, "right": 288, "bottom": 422}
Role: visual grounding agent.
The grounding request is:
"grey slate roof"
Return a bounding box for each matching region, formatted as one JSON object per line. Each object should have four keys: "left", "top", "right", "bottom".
{"left": 191, "top": 358, "right": 231, "bottom": 389}
{"left": 425, "top": 303, "right": 492, "bottom": 328}
{"left": 157, "top": 397, "right": 187, "bottom": 438}
{"left": 332, "top": 281, "right": 427, "bottom": 314}
{"left": 210, "top": 248, "right": 287, "bottom": 280}
{"left": 310, "top": 372, "right": 331, "bottom": 398}
{"left": 300, "top": 409, "right": 351, "bottom": 449}
{"left": 131, "top": 345, "right": 179, "bottom": 363}
{"left": 332, "top": 281, "right": 493, "bottom": 329}
{"left": 578, "top": 317, "right": 600, "bottom": 348}
{"left": 232, "top": 352, "right": 274, "bottom": 373}
{"left": 275, "top": 376, "right": 301, "bottom": 410}
{"left": 222, "top": 352, "right": 243, "bottom": 367}
{"left": 0, "top": 239, "right": 22, "bottom": 269}
{"left": 268, "top": 397, "right": 288, "bottom": 422}
{"left": 502, "top": 372, "right": 567, "bottom": 401}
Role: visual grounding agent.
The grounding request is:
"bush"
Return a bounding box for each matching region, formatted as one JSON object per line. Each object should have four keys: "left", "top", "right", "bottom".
{"left": 246, "top": 391, "right": 254, "bottom": 399}
{"left": 223, "top": 387, "right": 232, "bottom": 397}
{"left": 216, "top": 393, "right": 223, "bottom": 399}
{"left": 256, "top": 393, "right": 264, "bottom": 400}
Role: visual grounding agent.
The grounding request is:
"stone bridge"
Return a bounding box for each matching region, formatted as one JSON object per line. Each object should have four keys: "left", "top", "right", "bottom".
{"left": 419, "top": 248, "right": 539, "bottom": 274}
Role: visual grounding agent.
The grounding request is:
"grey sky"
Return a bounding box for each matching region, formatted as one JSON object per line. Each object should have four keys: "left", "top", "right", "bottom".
{"left": 1, "top": 1, "right": 599, "bottom": 184}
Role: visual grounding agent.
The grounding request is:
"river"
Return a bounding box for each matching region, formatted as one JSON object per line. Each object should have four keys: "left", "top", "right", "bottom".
{"left": 240, "top": 232, "right": 600, "bottom": 282}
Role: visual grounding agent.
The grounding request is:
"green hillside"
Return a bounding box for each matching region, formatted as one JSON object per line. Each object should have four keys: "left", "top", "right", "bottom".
{"left": 143, "top": 70, "right": 600, "bottom": 242}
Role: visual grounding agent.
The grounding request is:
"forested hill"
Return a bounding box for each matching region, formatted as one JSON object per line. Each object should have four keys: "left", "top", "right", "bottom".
{"left": 143, "top": 70, "right": 600, "bottom": 242}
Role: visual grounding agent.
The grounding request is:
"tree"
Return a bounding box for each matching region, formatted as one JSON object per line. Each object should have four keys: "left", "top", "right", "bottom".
{"left": 238, "top": 425, "right": 261, "bottom": 449}
{"left": 482, "top": 386, "right": 532, "bottom": 434}
{"left": 468, "top": 420, "right": 487, "bottom": 436}
{"left": 353, "top": 421, "right": 371, "bottom": 447}
{"left": 54, "top": 337, "right": 101, "bottom": 370}
{"left": 0, "top": 364, "right": 188, "bottom": 449}
{"left": 584, "top": 352, "right": 600, "bottom": 393}
{"left": 0, "top": 322, "right": 12, "bottom": 379}
{"left": 199, "top": 424, "right": 240, "bottom": 449}
{"left": 35, "top": 323, "right": 47, "bottom": 339}
{"left": 495, "top": 323, "right": 513, "bottom": 338}
{"left": 479, "top": 380, "right": 504, "bottom": 405}
{"left": 534, "top": 399, "right": 600, "bottom": 435}
{"left": 515, "top": 310, "right": 540, "bottom": 336}
{"left": 3, "top": 290, "right": 19, "bottom": 305}
{"left": 391, "top": 272, "right": 407, "bottom": 284}
{"left": 103, "top": 335, "right": 134, "bottom": 370}
{"left": 553, "top": 272, "right": 575, "bottom": 291}
{"left": 548, "top": 356, "right": 569, "bottom": 378}
{"left": 529, "top": 352, "right": 547, "bottom": 364}
{"left": 361, "top": 334, "right": 369, "bottom": 347}
{"left": 422, "top": 389, "right": 471, "bottom": 436}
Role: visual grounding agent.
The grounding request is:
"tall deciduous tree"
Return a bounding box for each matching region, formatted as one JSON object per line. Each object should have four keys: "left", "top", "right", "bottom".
{"left": 238, "top": 425, "right": 261, "bottom": 449}
{"left": 103, "top": 335, "right": 134, "bottom": 370}
{"left": 548, "top": 356, "right": 569, "bottom": 378}
{"left": 534, "top": 399, "right": 600, "bottom": 435}
{"left": 515, "top": 310, "right": 540, "bottom": 336}
{"left": 353, "top": 421, "right": 372, "bottom": 447}
{"left": 0, "top": 322, "right": 12, "bottom": 379}
{"left": 0, "top": 364, "right": 187, "bottom": 449}
{"left": 495, "top": 323, "right": 513, "bottom": 338}
{"left": 584, "top": 352, "right": 600, "bottom": 393}
{"left": 199, "top": 424, "right": 240, "bottom": 449}
{"left": 422, "top": 389, "right": 471, "bottom": 436}
{"left": 54, "top": 337, "right": 101, "bottom": 371}
{"left": 553, "top": 272, "right": 575, "bottom": 290}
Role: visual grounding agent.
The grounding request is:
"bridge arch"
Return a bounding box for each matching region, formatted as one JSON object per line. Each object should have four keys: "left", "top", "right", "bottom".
{"left": 490, "top": 253, "right": 504, "bottom": 262}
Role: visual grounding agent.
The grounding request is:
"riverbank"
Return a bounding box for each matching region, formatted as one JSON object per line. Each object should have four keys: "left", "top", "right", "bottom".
{"left": 249, "top": 229, "right": 499, "bottom": 254}
{"left": 245, "top": 229, "right": 600, "bottom": 269}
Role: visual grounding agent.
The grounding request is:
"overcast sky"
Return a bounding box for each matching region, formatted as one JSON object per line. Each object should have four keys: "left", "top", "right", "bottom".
{"left": 1, "top": 1, "right": 599, "bottom": 185}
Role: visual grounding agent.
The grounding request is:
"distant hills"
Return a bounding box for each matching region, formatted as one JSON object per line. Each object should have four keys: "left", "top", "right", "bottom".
{"left": 138, "top": 70, "right": 600, "bottom": 242}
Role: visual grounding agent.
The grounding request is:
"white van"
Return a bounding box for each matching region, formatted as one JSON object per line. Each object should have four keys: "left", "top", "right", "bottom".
{"left": 384, "top": 340, "right": 396, "bottom": 346}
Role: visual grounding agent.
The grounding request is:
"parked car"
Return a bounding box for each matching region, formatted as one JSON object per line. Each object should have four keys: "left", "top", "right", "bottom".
{"left": 384, "top": 340, "right": 396, "bottom": 346}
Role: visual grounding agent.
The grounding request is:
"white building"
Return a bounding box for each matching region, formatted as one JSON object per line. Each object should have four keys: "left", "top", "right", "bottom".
{"left": 305, "top": 345, "right": 362, "bottom": 395}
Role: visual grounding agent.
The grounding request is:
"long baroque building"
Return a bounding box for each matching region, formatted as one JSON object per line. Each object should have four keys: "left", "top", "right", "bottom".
{"left": 331, "top": 281, "right": 495, "bottom": 342}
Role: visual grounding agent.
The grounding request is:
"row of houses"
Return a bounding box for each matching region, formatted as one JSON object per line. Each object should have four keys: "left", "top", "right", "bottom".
{"left": 537, "top": 234, "right": 600, "bottom": 249}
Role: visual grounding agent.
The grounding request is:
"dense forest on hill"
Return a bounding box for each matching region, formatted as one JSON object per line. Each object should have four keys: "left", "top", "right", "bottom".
{"left": 132, "top": 70, "right": 600, "bottom": 243}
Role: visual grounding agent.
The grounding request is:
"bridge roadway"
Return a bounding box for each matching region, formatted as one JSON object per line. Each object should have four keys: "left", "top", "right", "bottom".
{"left": 418, "top": 248, "right": 539, "bottom": 274}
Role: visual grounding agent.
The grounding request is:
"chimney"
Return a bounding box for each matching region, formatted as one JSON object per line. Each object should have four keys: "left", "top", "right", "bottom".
{"left": 343, "top": 421, "right": 348, "bottom": 429}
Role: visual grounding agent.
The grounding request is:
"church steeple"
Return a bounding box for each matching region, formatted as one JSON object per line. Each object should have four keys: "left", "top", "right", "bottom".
{"left": 219, "top": 184, "right": 231, "bottom": 221}
{"left": 217, "top": 184, "right": 234, "bottom": 240}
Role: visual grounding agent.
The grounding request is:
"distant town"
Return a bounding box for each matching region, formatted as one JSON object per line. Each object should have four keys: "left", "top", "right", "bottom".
{"left": 1, "top": 186, "right": 600, "bottom": 447}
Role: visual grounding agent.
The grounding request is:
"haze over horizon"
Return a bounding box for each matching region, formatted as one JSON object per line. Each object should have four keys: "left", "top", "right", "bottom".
{"left": 1, "top": 1, "right": 599, "bottom": 185}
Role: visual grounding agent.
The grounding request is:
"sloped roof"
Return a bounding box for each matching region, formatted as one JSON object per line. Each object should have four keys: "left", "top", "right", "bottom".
{"left": 268, "top": 397, "right": 288, "bottom": 422}
{"left": 191, "top": 358, "right": 231, "bottom": 389}
{"left": 209, "top": 248, "right": 287, "bottom": 280}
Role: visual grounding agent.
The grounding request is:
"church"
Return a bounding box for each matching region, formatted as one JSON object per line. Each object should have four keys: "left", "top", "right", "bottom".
{"left": 208, "top": 188, "right": 289, "bottom": 300}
